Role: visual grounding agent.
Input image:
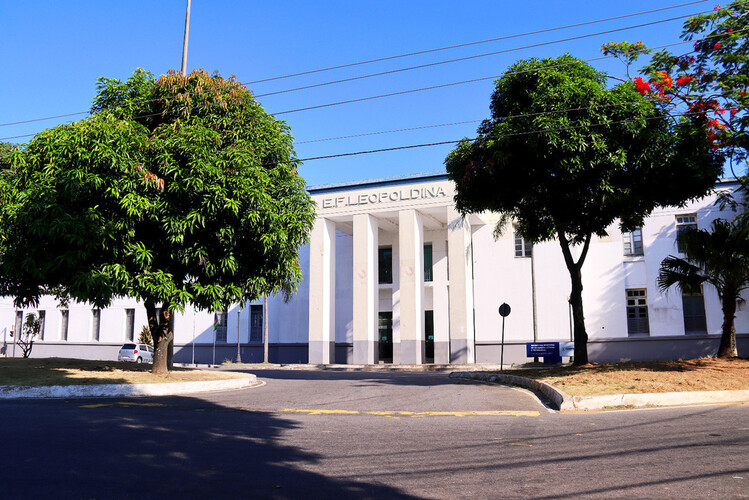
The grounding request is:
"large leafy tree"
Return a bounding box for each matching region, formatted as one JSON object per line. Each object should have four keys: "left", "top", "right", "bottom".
{"left": 0, "top": 69, "right": 315, "bottom": 374}
{"left": 658, "top": 219, "right": 749, "bottom": 358}
{"left": 445, "top": 55, "right": 722, "bottom": 365}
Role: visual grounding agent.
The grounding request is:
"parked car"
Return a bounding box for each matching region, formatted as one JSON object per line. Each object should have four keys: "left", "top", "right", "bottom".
{"left": 118, "top": 343, "right": 154, "bottom": 363}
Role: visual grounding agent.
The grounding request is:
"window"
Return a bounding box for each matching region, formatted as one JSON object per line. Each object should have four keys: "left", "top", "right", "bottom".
{"left": 626, "top": 289, "right": 650, "bottom": 336}
{"left": 14, "top": 311, "right": 23, "bottom": 340}
{"left": 91, "top": 309, "right": 101, "bottom": 341}
{"left": 214, "top": 311, "right": 228, "bottom": 343}
{"left": 682, "top": 291, "right": 707, "bottom": 334}
{"left": 124, "top": 308, "right": 135, "bottom": 341}
{"left": 514, "top": 225, "right": 532, "bottom": 257}
{"left": 676, "top": 215, "right": 697, "bottom": 253}
{"left": 38, "top": 310, "right": 46, "bottom": 340}
{"left": 60, "top": 310, "right": 69, "bottom": 341}
{"left": 424, "top": 243, "right": 433, "bottom": 282}
{"left": 623, "top": 228, "right": 644, "bottom": 256}
{"left": 250, "top": 305, "right": 263, "bottom": 342}
{"left": 378, "top": 247, "right": 393, "bottom": 284}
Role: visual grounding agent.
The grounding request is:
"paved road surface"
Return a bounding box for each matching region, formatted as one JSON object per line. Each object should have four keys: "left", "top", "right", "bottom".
{"left": 1, "top": 370, "right": 747, "bottom": 499}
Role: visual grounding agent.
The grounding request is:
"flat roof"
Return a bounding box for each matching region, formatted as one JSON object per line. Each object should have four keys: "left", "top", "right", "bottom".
{"left": 308, "top": 171, "right": 448, "bottom": 194}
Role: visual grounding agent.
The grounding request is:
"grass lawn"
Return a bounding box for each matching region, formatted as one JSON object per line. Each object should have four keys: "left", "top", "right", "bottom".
{"left": 513, "top": 357, "right": 749, "bottom": 396}
{"left": 0, "top": 358, "right": 248, "bottom": 387}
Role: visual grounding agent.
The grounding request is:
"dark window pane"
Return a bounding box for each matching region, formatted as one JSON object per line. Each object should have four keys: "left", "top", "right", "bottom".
{"left": 250, "top": 305, "right": 263, "bottom": 342}
{"left": 424, "top": 244, "right": 433, "bottom": 282}
{"left": 378, "top": 247, "right": 392, "bottom": 284}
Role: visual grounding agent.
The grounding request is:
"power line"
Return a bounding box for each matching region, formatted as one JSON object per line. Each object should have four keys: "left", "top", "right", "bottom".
{"left": 294, "top": 110, "right": 698, "bottom": 163}
{"left": 255, "top": 11, "right": 706, "bottom": 99}
{"left": 0, "top": 1, "right": 708, "bottom": 130}
{"left": 246, "top": 0, "right": 707, "bottom": 85}
{"left": 294, "top": 120, "right": 484, "bottom": 144}
{"left": 1, "top": 28, "right": 741, "bottom": 143}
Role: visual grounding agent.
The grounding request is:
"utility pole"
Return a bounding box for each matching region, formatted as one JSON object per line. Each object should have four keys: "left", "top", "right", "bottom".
{"left": 236, "top": 307, "right": 242, "bottom": 363}
{"left": 263, "top": 295, "right": 269, "bottom": 363}
{"left": 181, "top": 0, "right": 192, "bottom": 76}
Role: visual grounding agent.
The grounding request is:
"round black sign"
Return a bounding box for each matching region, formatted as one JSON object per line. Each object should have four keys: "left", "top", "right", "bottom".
{"left": 498, "top": 303, "right": 511, "bottom": 317}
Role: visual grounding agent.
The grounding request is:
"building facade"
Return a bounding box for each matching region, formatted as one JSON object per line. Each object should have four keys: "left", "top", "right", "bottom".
{"left": 1, "top": 173, "right": 747, "bottom": 364}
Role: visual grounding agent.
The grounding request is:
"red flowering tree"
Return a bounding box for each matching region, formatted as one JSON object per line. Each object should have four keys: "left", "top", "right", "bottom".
{"left": 604, "top": 1, "right": 748, "bottom": 172}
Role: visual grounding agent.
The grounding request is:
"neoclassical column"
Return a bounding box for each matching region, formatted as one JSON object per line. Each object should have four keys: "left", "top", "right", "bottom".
{"left": 432, "top": 237, "right": 450, "bottom": 364}
{"left": 308, "top": 218, "right": 336, "bottom": 364}
{"left": 398, "top": 209, "right": 424, "bottom": 364}
{"left": 447, "top": 207, "right": 475, "bottom": 363}
{"left": 352, "top": 214, "right": 378, "bottom": 364}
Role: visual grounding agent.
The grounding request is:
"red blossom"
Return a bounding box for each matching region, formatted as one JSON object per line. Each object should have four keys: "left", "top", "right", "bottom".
{"left": 715, "top": 4, "right": 721, "bottom": 10}
{"left": 730, "top": 107, "right": 739, "bottom": 119}
{"left": 714, "top": 43, "right": 722, "bottom": 50}
{"left": 676, "top": 76, "right": 694, "bottom": 86}
{"left": 727, "top": 27, "right": 732, "bottom": 33}
{"left": 633, "top": 77, "right": 651, "bottom": 95}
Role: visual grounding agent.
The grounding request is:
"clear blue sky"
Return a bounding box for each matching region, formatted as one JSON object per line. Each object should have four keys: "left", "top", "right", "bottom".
{"left": 2, "top": 0, "right": 713, "bottom": 186}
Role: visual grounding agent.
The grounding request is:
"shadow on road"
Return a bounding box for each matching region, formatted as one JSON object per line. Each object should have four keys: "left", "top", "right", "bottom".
{"left": 0, "top": 395, "right": 422, "bottom": 499}
{"left": 230, "top": 368, "right": 466, "bottom": 387}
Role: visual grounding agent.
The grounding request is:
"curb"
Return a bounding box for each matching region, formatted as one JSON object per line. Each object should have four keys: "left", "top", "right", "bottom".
{"left": 216, "top": 363, "right": 509, "bottom": 372}
{"left": 450, "top": 372, "right": 574, "bottom": 410}
{"left": 449, "top": 372, "right": 749, "bottom": 411}
{"left": 0, "top": 373, "right": 258, "bottom": 399}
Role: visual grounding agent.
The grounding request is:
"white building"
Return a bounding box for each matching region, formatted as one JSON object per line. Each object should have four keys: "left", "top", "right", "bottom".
{"left": 1, "top": 173, "right": 746, "bottom": 364}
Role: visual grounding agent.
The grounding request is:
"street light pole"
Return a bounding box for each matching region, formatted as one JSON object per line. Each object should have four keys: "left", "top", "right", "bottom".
{"left": 236, "top": 307, "right": 242, "bottom": 363}
{"left": 181, "top": 0, "right": 191, "bottom": 76}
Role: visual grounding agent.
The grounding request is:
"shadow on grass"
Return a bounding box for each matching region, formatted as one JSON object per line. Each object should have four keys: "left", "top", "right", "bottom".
{"left": 0, "top": 357, "right": 201, "bottom": 387}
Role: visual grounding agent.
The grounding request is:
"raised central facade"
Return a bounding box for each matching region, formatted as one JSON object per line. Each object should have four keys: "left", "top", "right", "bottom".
{"left": 308, "top": 173, "right": 481, "bottom": 365}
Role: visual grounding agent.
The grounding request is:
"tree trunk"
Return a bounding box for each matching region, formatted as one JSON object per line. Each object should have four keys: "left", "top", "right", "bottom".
{"left": 568, "top": 269, "right": 589, "bottom": 365}
{"left": 557, "top": 231, "right": 592, "bottom": 366}
{"left": 148, "top": 301, "right": 174, "bottom": 375}
{"left": 718, "top": 293, "right": 738, "bottom": 358}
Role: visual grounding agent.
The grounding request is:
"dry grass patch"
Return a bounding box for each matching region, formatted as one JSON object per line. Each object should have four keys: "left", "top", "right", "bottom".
{"left": 514, "top": 357, "right": 749, "bottom": 396}
{"left": 0, "top": 358, "right": 248, "bottom": 387}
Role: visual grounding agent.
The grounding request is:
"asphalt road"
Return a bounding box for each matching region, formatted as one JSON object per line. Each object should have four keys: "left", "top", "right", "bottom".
{"left": 1, "top": 370, "right": 748, "bottom": 499}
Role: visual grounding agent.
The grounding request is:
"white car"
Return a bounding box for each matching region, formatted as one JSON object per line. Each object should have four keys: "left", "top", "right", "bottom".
{"left": 118, "top": 343, "right": 154, "bottom": 363}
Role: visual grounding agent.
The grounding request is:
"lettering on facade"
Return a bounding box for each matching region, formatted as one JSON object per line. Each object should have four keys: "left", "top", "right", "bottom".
{"left": 320, "top": 186, "right": 447, "bottom": 209}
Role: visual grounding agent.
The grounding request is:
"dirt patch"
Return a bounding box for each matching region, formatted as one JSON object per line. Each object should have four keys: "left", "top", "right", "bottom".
{"left": 511, "top": 357, "right": 749, "bottom": 396}
{"left": 0, "top": 358, "right": 248, "bottom": 387}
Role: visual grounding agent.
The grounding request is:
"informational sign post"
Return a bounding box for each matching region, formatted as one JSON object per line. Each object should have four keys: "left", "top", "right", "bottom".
{"left": 498, "top": 303, "right": 511, "bottom": 371}
{"left": 526, "top": 342, "right": 562, "bottom": 364}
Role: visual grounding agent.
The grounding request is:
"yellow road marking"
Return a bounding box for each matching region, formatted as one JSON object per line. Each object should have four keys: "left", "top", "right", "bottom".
{"left": 79, "top": 402, "right": 167, "bottom": 408}
{"left": 277, "top": 409, "right": 540, "bottom": 417}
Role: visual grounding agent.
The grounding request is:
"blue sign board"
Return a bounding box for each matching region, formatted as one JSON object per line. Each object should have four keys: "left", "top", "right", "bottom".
{"left": 526, "top": 342, "right": 559, "bottom": 357}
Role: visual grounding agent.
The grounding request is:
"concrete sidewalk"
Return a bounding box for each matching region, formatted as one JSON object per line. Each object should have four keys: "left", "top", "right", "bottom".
{"left": 0, "top": 373, "right": 258, "bottom": 399}
{"left": 451, "top": 372, "right": 749, "bottom": 411}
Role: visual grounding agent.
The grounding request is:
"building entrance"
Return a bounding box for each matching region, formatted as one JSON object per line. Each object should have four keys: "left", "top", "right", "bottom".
{"left": 425, "top": 310, "right": 434, "bottom": 363}
{"left": 378, "top": 312, "right": 393, "bottom": 362}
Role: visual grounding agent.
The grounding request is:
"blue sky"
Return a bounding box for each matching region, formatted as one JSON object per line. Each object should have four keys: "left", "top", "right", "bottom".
{"left": 2, "top": 0, "right": 712, "bottom": 186}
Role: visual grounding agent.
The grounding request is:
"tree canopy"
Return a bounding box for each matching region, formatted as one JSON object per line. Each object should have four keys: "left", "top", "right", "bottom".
{"left": 445, "top": 55, "right": 722, "bottom": 364}
{"left": 0, "top": 69, "right": 315, "bottom": 373}
{"left": 604, "top": 1, "right": 748, "bottom": 172}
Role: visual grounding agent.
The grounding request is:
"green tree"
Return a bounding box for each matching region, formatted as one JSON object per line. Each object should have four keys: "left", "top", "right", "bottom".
{"left": 0, "top": 69, "right": 315, "bottom": 374}
{"left": 0, "top": 142, "right": 16, "bottom": 180}
{"left": 657, "top": 219, "right": 749, "bottom": 358}
{"left": 17, "top": 312, "right": 42, "bottom": 358}
{"left": 445, "top": 55, "right": 721, "bottom": 365}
